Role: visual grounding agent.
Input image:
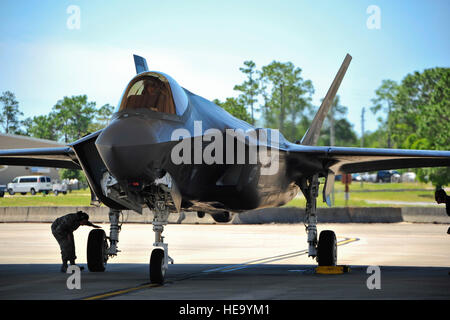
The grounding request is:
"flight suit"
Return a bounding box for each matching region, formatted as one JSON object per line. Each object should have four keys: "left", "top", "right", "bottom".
{"left": 51, "top": 213, "right": 81, "bottom": 263}
{"left": 445, "top": 195, "right": 450, "bottom": 234}
{"left": 445, "top": 195, "right": 450, "bottom": 217}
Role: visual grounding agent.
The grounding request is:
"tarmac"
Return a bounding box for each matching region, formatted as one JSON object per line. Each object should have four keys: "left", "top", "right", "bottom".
{"left": 0, "top": 222, "right": 449, "bottom": 300}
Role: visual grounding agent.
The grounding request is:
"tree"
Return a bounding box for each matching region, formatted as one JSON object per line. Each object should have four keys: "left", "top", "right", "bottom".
{"left": 23, "top": 114, "right": 60, "bottom": 141}
{"left": 370, "top": 79, "right": 399, "bottom": 148}
{"left": 88, "top": 103, "right": 115, "bottom": 132}
{"left": 52, "top": 95, "right": 97, "bottom": 143}
{"left": 363, "top": 128, "right": 389, "bottom": 148}
{"left": 59, "top": 168, "right": 87, "bottom": 188}
{"left": 0, "top": 91, "right": 23, "bottom": 134}
{"left": 389, "top": 68, "right": 448, "bottom": 149}
{"left": 285, "top": 78, "right": 314, "bottom": 141}
{"left": 212, "top": 98, "right": 252, "bottom": 123}
{"left": 413, "top": 68, "right": 449, "bottom": 151}
{"left": 234, "top": 61, "right": 259, "bottom": 125}
{"left": 23, "top": 101, "right": 114, "bottom": 142}
{"left": 371, "top": 67, "right": 450, "bottom": 187}
{"left": 317, "top": 96, "right": 358, "bottom": 147}
{"left": 397, "top": 68, "right": 450, "bottom": 188}
{"left": 259, "top": 61, "right": 314, "bottom": 141}
{"left": 326, "top": 95, "right": 348, "bottom": 146}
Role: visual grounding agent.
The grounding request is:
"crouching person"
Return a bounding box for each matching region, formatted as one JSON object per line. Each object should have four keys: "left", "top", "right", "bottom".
{"left": 51, "top": 211, "right": 101, "bottom": 272}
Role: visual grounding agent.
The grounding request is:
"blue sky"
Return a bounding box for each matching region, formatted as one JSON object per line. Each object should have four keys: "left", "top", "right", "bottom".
{"left": 0, "top": 0, "right": 449, "bottom": 136}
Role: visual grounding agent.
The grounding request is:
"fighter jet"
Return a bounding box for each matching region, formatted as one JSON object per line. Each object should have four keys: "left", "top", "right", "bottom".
{"left": 1, "top": 54, "right": 449, "bottom": 284}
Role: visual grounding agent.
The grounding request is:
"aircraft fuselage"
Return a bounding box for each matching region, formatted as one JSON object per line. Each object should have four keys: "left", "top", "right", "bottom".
{"left": 72, "top": 87, "right": 316, "bottom": 214}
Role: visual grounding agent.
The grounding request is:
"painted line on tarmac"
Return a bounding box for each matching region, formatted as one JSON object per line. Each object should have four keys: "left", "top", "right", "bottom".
{"left": 202, "top": 250, "right": 309, "bottom": 273}
{"left": 202, "top": 237, "right": 359, "bottom": 273}
{"left": 82, "top": 283, "right": 160, "bottom": 300}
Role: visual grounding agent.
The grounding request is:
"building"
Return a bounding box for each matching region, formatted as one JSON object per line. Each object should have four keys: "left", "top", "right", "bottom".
{"left": 0, "top": 133, "right": 64, "bottom": 185}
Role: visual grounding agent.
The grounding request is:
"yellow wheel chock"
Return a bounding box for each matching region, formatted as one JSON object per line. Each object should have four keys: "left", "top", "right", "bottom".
{"left": 315, "top": 265, "right": 350, "bottom": 274}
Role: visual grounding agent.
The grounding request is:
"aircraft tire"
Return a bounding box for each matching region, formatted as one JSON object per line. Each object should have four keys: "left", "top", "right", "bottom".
{"left": 149, "top": 248, "right": 165, "bottom": 284}
{"left": 211, "top": 212, "right": 232, "bottom": 223}
{"left": 317, "top": 230, "right": 337, "bottom": 266}
{"left": 87, "top": 229, "right": 107, "bottom": 272}
{"left": 197, "top": 211, "right": 205, "bottom": 218}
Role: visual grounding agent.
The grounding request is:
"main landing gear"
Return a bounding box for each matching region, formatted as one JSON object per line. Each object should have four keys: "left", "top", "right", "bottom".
{"left": 300, "top": 174, "right": 337, "bottom": 267}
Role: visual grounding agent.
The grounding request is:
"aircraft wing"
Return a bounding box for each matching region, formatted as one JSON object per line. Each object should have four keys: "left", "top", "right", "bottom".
{"left": 326, "top": 147, "right": 450, "bottom": 173}
{"left": 286, "top": 144, "right": 450, "bottom": 174}
{"left": 285, "top": 52, "right": 450, "bottom": 175}
{"left": 0, "top": 147, "right": 80, "bottom": 169}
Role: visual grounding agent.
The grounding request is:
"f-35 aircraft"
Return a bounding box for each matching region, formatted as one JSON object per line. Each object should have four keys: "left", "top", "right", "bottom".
{"left": 1, "top": 54, "right": 449, "bottom": 284}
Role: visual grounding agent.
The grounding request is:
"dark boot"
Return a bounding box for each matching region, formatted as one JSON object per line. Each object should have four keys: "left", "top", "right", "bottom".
{"left": 69, "top": 260, "right": 84, "bottom": 271}
{"left": 60, "top": 262, "right": 68, "bottom": 273}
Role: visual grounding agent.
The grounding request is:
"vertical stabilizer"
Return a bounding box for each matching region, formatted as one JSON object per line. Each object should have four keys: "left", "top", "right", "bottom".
{"left": 301, "top": 54, "right": 352, "bottom": 146}
{"left": 133, "top": 54, "right": 149, "bottom": 74}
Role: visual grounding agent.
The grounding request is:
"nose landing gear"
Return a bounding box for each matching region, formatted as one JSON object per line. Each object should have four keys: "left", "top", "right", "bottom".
{"left": 148, "top": 199, "right": 173, "bottom": 284}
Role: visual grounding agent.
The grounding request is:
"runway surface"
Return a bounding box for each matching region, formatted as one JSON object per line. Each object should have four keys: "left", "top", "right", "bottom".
{"left": 0, "top": 223, "right": 449, "bottom": 300}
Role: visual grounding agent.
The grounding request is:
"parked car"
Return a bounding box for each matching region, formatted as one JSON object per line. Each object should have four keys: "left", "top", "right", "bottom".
{"left": 391, "top": 171, "right": 401, "bottom": 183}
{"left": 52, "top": 181, "right": 68, "bottom": 195}
{"left": 360, "top": 172, "right": 376, "bottom": 182}
{"left": 376, "top": 170, "right": 400, "bottom": 183}
{"left": 360, "top": 172, "right": 368, "bottom": 181}
{"left": 0, "top": 185, "right": 6, "bottom": 197}
{"left": 401, "top": 172, "right": 416, "bottom": 183}
{"left": 351, "top": 173, "right": 362, "bottom": 181}
{"left": 7, "top": 176, "right": 52, "bottom": 195}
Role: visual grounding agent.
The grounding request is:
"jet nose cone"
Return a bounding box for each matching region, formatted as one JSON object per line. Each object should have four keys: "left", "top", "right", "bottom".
{"left": 95, "top": 116, "right": 156, "bottom": 180}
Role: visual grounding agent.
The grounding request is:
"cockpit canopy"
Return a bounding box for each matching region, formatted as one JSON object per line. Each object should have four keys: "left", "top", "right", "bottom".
{"left": 116, "top": 72, "right": 188, "bottom": 116}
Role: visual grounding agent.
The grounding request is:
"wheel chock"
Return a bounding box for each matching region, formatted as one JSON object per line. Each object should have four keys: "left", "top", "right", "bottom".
{"left": 315, "top": 265, "right": 350, "bottom": 274}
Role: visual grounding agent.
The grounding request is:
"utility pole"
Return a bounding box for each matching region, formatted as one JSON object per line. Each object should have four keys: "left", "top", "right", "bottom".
{"left": 360, "top": 107, "right": 365, "bottom": 188}
{"left": 330, "top": 108, "right": 335, "bottom": 147}
{"left": 330, "top": 106, "right": 336, "bottom": 205}
{"left": 361, "top": 107, "right": 365, "bottom": 148}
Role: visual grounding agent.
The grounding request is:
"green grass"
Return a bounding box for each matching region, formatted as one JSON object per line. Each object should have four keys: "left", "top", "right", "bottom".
{"left": 0, "top": 189, "right": 92, "bottom": 207}
{"left": 330, "top": 181, "right": 433, "bottom": 192}
{"left": 0, "top": 182, "right": 438, "bottom": 207}
{"left": 285, "top": 181, "right": 436, "bottom": 208}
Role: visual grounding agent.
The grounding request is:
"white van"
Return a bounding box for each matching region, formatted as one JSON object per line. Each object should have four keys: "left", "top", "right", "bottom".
{"left": 7, "top": 176, "right": 52, "bottom": 195}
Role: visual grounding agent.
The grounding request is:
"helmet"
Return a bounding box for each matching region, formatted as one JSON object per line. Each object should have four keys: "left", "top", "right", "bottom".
{"left": 435, "top": 189, "right": 446, "bottom": 201}
{"left": 76, "top": 211, "right": 89, "bottom": 221}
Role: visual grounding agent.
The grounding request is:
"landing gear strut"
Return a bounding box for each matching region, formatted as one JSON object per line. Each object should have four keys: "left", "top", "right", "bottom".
{"left": 107, "top": 209, "right": 121, "bottom": 257}
{"left": 149, "top": 198, "right": 173, "bottom": 284}
{"left": 300, "top": 173, "right": 337, "bottom": 266}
